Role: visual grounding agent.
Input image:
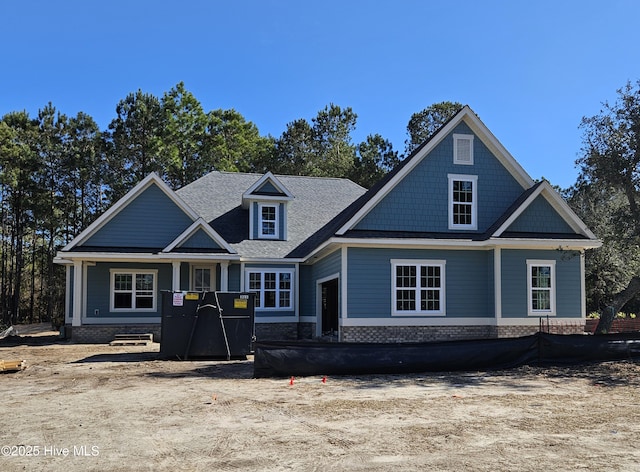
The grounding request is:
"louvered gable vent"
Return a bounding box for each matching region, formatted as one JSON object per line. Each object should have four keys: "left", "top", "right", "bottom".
{"left": 453, "top": 134, "right": 474, "bottom": 165}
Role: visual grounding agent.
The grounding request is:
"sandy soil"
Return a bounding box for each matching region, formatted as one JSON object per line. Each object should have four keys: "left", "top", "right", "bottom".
{"left": 1, "top": 325, "right": 640, "bottom": 471}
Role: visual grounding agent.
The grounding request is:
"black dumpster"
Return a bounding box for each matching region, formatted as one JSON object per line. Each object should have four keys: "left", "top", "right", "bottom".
{"left": 160, "top": 291, "right": 255, "bottom": 360}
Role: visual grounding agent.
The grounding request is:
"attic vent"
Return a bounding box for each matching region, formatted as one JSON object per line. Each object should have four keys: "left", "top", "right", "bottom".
{"left": 453, "top": 134, "right": 474, "bottom": 165}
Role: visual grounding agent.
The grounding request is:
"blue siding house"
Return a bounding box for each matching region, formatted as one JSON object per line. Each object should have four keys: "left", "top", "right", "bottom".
{"left": 55, "top": 106, "right": 600, "bottom": 343}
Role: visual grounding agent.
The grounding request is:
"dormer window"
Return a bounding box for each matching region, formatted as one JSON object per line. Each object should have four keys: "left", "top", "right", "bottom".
{"left": 243, "top": 172, "right": 294, "bottom": 241}
{"left": 259, "top": 203, "right": 278, "bottom": 239}
{"left": 453, "top": 134, "right": 474, "bottom": 165}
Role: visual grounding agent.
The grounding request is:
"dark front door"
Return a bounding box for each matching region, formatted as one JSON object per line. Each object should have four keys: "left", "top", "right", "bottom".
{"left": 321, "top": 278, "right": 339, "bottom": 335}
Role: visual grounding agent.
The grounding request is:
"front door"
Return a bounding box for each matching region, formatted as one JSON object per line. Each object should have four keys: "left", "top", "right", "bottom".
{"left": 321, "top": 278, "right": 339, "bottom": 336}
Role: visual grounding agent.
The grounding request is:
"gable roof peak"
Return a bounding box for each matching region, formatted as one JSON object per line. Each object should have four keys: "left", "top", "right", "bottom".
{"left": 242, "top": 171, "right": 294, "bottom": 208}
{"left": 61, "top": 172, "right": 199, "bottom": 251}
{"left": 333, "top": 106, "right": 535, "bottom": 236}
{"left": 163, "top": 217, "right": 236, "bottom": 254}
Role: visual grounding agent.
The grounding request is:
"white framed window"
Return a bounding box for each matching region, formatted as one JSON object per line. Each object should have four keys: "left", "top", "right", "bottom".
{"left": 258, "top": 203, "right": 278, "bottom": 239}
{"left": 110, "top": 269, "right": 157, "bottom": 312}
{"left": 246, "top": 269, "right": 293, "bottom": 310}
{"left": 391, "top": 260, "right": 445, "bottom": 316}
{"left": 448, "top": 174, "right": 478, "bottom": 230}
{"left": 191, "top": 266, "right": 213, "bottom": 292}
{"left": 453, "top": 134, "right": 474, "bottom": 165}
{"left": 527, "top": 260, "right": 556, "bottom": 316}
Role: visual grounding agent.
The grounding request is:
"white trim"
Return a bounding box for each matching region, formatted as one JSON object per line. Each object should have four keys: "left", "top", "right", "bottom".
{"left": 301, "top": 236, "right": 600, "bottom": 264}
{"left": 258, "top": 202, "right": 279, "bottom": 239}
{"left": 163, "top": 218, "right": 236, "bottom": 254}
{"left": 526, "top": 259, "right": 556, "bottom": 316}
{"left": 81, "top": 262, "right": 95, "bottom": 325}
{"left": 341, "top": 246, "right": 348, "bottom": 321}
{"left": 318, "top": 237, "right": 600, "bottom": 252}
{"left": 494, "top": 247, "right": 502, "bottom": 320}
{"left": 242, "top": 172, "right": 294, "bottom": 205}
{"left": 72, "top": 260, "right": 82, "bottom": 326}
{"left": 109, "top": 269, "right": 158, "bottom": 313}
{"left": 492, "top": 180, "right": 598, "bottom": 240}
{"left": 190, "top": 264, "right": 216, "bottom": 291}
{"left": 335, "top": 106, "right": 534, "bottom": 235}
{"left": 453, "top": 133, "right": 474, "bottom": 165}
{"left": 391, "top": 259, "right": 446, "bottom": 316}
{"left": 219, "top": 261, "right": 229, "bottom": 292}
{"left": 172, "top": 261, "right": 181, "bottom": 291}
{"left": 339, "top": 316, "right": 577, "bottom": 327}
{"left": 448, "top": 174, "right": 478, "bottom": 230}
{"left": 245, "top": 268, "right": 295, "bottom": 311}
{"left": 63, "top": 173, "right": 199, "bottom": 251}
{"left": 82, "top": 317, "right": 161, "bottom": 325}
{"left": 294, "top": 262, "right": 300, "bottom": 318}
{"left": 254, "top": 317, "right": 299, "bottom": 323}
{"left": 341, "top": 317, "right": 496, "bottom": 327}
{"left": 65, "top": 265, "right": 71, "bottom": 323}
{"left": 580, "top": 251, "right": 586, "bottom": 319}
{"left": 55, "top": 252, "right": 243, "bottom": 262}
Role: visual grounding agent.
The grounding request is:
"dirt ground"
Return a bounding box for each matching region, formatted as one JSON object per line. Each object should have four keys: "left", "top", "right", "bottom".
{"left": 1, "top": 325, "right": 640, "bottom": 472}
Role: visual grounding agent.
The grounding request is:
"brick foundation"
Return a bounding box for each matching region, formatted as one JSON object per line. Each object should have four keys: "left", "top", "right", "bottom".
{"left": 254, "top": 323, "right": 299, "bottom": 341}
{"left": 66, "top": 321, "right": 586, "bottom": 344}
{"left": 340, "top": 325, "right": 494, "bottom": 343}
{"left": 65, "top": 324, "right": 161, "bottom": 344}
{"left": 297, "top": 322, "right": 315, "bottom": 340}
{"left": 339, "top": 324, "right": 585, "bottom": 343}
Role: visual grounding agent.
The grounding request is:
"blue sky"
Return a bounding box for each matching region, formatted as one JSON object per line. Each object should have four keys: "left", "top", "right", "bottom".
{"left": 2, "top": 0, "right": 640, "bottom": 189}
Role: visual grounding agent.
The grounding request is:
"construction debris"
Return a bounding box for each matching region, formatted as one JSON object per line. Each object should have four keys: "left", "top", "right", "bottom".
{"left": 109, "top": 333, "right": 153, "bottom": 346}
{"left": 0, "top": 326, "right": 16, "bottom": 340}
{"left": 0, "top": 359, "right": 26, "bottom": 372}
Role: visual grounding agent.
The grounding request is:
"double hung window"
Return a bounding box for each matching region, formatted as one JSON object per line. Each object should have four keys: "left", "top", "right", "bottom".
{"left": 392, "top": 260, "right": 445, "bottom": 315}
{"left": 192, "top": 267, "right": 212, "bottom": 292}
{"left": 527, "top": 260, "right": 556, "bottom": 315}
{"left": 247, "top": 269, "right": 293, "bottom": 310}
{"left": 259, "top": 204, "right": 278, "bottom": 239}
{"left": 110, "top": 270, "right": 157, "bottom": 311}
{"left": 448, "top": 174, "right": 477, "bottom": 230}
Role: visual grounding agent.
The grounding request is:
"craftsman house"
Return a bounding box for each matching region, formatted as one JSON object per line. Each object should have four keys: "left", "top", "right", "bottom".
{"left": 55, "top": 106, "right": 600, "bottom": 343}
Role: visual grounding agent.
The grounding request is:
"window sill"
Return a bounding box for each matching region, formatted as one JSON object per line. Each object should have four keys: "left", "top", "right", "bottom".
{"left": 392, "top": 312, "right": 446, "bottom": 317}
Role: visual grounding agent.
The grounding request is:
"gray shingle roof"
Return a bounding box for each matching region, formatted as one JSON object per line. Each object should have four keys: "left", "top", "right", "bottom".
{"left": 176, "top": 172, "right": 366, "bottom": 259}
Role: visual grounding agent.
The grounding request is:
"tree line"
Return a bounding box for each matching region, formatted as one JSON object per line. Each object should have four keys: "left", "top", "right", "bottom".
{"left": 0, "top": 81, "right": 460, "bottom": 326}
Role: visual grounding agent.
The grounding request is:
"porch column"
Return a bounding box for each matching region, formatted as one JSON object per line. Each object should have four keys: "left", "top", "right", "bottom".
{"left": 172, "top": 261, "right": 181, "bottom": 291}
{"left": 494, "top": 247, "right": 502, "bottom": 320}
{"left": 72, "top": 260, "right": 83, "bottom": 327}
{"left": 219, "top": 261, "right": 229, "bottom": 291}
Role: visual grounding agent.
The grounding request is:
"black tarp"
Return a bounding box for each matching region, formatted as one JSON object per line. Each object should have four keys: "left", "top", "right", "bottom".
{"left": 253, "top": 332, "right": 640, "bottom": 378}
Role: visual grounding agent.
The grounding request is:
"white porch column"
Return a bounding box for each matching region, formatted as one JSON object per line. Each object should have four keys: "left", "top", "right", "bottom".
{"left": 219, "top": 261, "right": 229, "bottom": 291}
{"left": 72, "top": 260, "right": 83, "bottom": 327}
{"left": 494, "top": 247, "right": 502, "bottom": 321}
{"left": 172, "top": 261, "right": 181, "bottom": 291}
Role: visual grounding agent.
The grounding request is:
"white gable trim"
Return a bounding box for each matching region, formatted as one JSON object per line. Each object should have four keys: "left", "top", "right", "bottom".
{"left": 163, "top": 217, "right": 236, "bottom": 254}
{"left": 336, "top": 106, "right": 534, "bottom": 235}
{"left": 242, "top": 172, "right": 294, "bottom": 209}
{"left": 492, "top": 180, "right": 598, "bottom": 240}
{"left": 62, "top": 173, "right": 199, "bottom": 251}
